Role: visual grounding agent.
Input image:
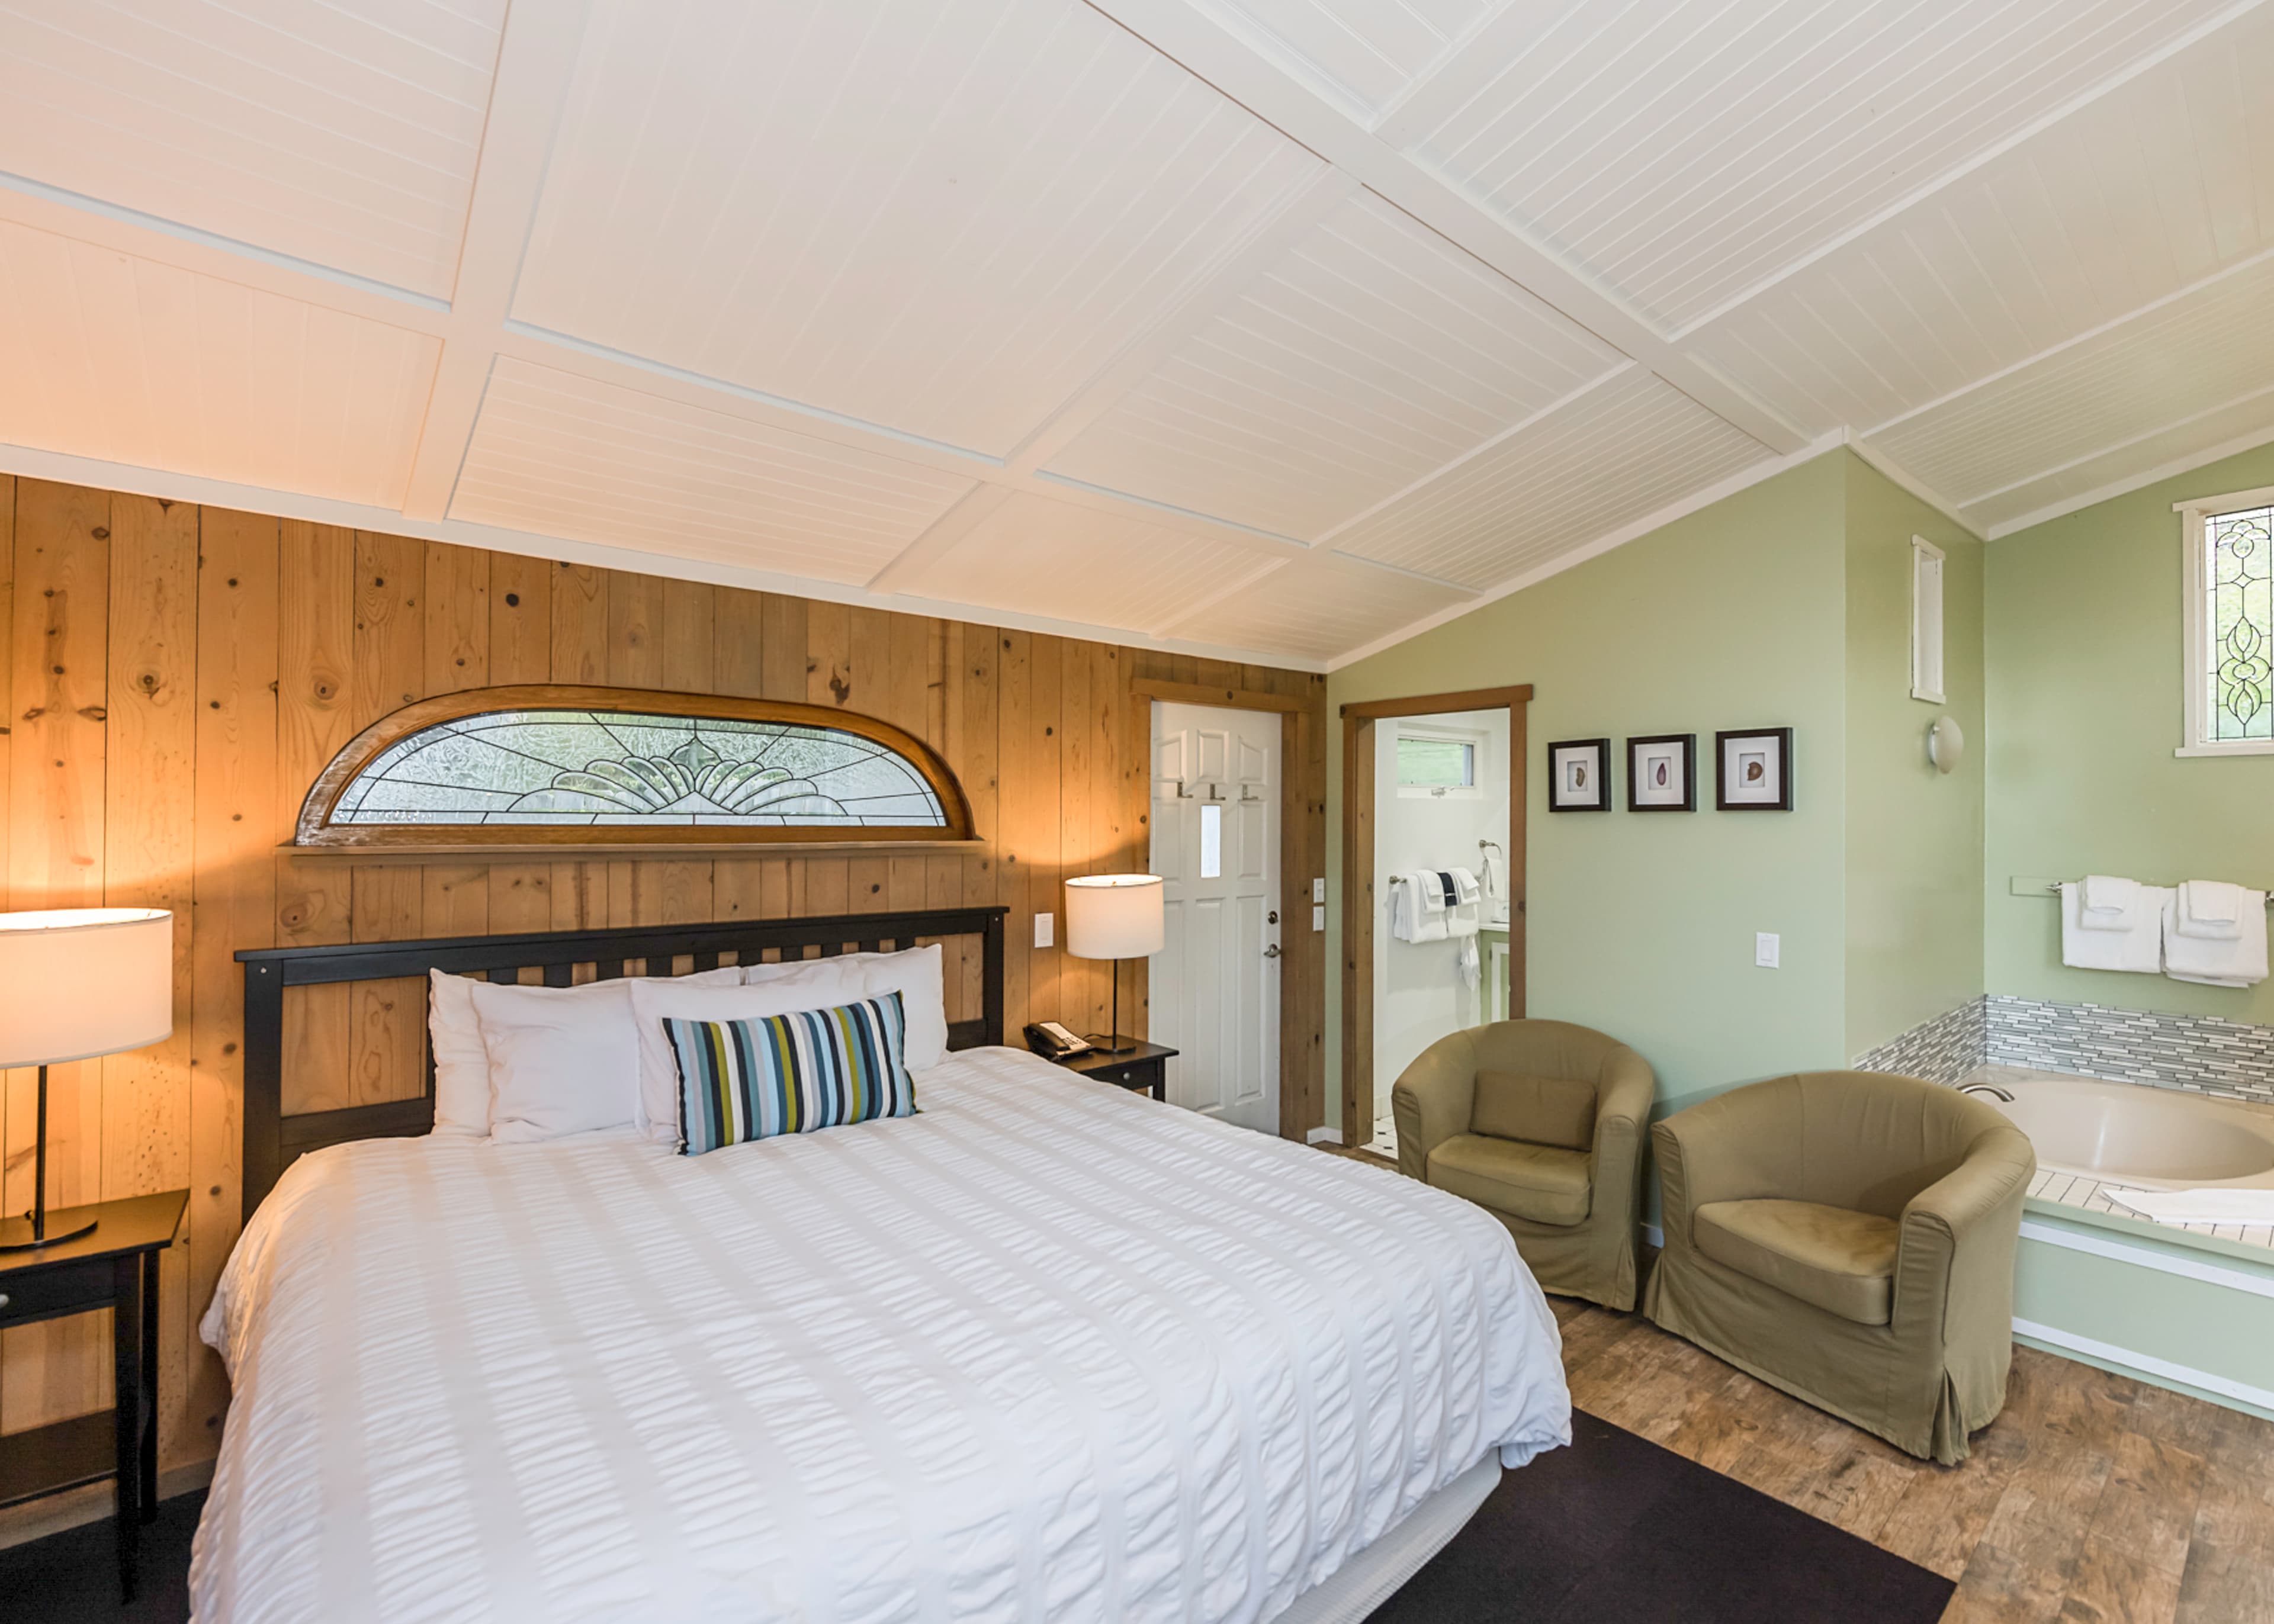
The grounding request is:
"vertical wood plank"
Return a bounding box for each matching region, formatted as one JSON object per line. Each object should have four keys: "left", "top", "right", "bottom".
{"left": 2, "top": 481, "right": 111, "bottom": 1435}
{"left": 184, "top": 506, "right": 278, "bottom": 1464}
{"left": 759, "top": 593, "right": 807, "bottom": 703}
{"left": 488, "top": 552, "right": 551, "bottom": 685}
{"left": 422, "top": 541, "right": 489, "bottom": 697}
{"left": 548, "top": 564, "right": 610, "bottom": 922}
{"left": 956, "top": 626, "right": 1000, "bottom": 1022}
{"left": 1059, "top": 641, "right": 1098, "bottom": 1032}
{"left": 997, "top": 631, "right": 1033, "bottom": 1028}
{"left": 714, "top": 588, "right": 765, "bottom": 699}
{"left": 1027, "top": 636, "right": 1065, "bottom": 1023}
{"left": 350, "top": 532, "right": 423, "bottom": 728}
{"left": 607, "top": 570, "right": 663, "bottom": 689}
{"left": 1342, "top": 715, "right": 1374, "bottom": 1147}
{"left": 662, "top": 579, "right": 715, "bottom": 694}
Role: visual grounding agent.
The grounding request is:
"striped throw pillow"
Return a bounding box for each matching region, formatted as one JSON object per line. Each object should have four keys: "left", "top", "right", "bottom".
{"left": 662, "top": 992, "right": 916, "bottom": 1155}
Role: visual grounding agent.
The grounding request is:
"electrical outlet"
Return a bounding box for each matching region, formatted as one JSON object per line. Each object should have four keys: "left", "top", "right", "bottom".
{"left": 1312, "top": 877, "right": 1326, "bottom": 903}
{"left": 1755, "top": 932, "right": 1780, "bottom": 969}
{"left": 1312, "top": 904, "right": 1326, "bottom": 932}
{"left": 1035, "top": 912, "right": 1054, "bottom": 948}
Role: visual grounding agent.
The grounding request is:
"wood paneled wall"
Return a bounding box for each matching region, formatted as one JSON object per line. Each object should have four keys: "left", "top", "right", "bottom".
{"left": 0, "top": 477, "right": 1326, "bottom": 1475}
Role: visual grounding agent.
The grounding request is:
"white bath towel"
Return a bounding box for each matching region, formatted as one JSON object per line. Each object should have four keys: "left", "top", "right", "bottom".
{"left": 2101, "top": 1186, "right": 2274, "bottom": 1226}
{"left": 1451, "top": 867, "right": 1482, "bottom": 907}
{"left": 1480, "top": 847, "right": 1507, "bottom": 903}
{"left": 2060, "top": 882, "right": 2166, "bottom": 973}
{"left": 1443, "top": 868, "right": 1482, "bottom": 940}
{"left": 1458, "top": 935, "right": 1480, "bottom": 991}
{"left": 1390, "top": 872, "right": 1447, "bottom": 943}
{"left": 2162, "top": 887, "right": 2267, "bottom": 987}
{"left": 2175, "top": 880, "right": 2249, "bottom": 941}
{"left": 2076, "top": 874, "right": 2141, "bottom": 932}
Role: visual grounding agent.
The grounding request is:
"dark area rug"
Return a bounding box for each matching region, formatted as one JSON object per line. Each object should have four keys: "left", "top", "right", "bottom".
{"left": 1375, "top": 1410, "right": 1955, "bottom": 1623}
{"left": 5, "top": 1415, "right": 1951, "bottom": 1623}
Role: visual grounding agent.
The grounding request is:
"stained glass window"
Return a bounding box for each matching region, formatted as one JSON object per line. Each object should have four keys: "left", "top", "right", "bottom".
{"left": 2208, "top": 503, "right": 2274, "bottom": 742}
{"left": 326, "top": 709, "right": 948, "bottom": 828}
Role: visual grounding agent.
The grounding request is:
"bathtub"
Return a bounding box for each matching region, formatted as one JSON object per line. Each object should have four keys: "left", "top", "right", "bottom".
{"left": 1982, "top": 1073, "right": 2274, "bottom": 1191}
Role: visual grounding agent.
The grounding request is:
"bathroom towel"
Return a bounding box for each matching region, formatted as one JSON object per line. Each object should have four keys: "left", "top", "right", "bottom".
{"left": 1457, "top": 935, "right": 1480, "bottom": 991}
{"left": 1451, "top": 867, "right": 1482, "bottom": 906}
{"left": 2161, "top": 887, "right": 2267, "bottom": 986}
{"left": 2175, "top": 880, "right": 2249, "bottom": 941}
{"left": 1480, "top": 846, "right": 1506, "bottom": 903}
{"left": 1443, "top": 868, "right": 1482, "bottom": 940}
{"left": 2060, "top": 882, "right": 2166, "bottom": 973}
{"left": 2076, "top": 874, "right": 2141, "bottom": 932}
{"left": 1390, "top": 872, "right": 1447, "bottom": 943}
{"left": 2101, "top": 1186, "right": 2274, "bottom": 1226}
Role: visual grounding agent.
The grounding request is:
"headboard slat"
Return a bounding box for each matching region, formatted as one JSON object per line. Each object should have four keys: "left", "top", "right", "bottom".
{"left": 236, "top": 906, "right": 1007, "bottom": 1220}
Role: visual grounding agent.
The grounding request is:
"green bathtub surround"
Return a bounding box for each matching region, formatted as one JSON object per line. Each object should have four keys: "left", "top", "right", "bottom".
{"left": 1985, "top": 438, "right": 2274, "bottom": 1023}
{"left": 1325, "top": 449, "right": 1986, "bottom": 1127}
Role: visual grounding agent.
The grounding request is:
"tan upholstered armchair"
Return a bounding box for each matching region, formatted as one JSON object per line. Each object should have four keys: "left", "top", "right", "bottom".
{"left": 1393, "top": 1020, "right": 1655, "bottom": 1311}
{"left": 1645, "top": 1071, "right": 2035, "bottom": 1464}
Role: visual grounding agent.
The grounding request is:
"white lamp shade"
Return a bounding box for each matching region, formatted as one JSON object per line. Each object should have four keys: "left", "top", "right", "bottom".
{"left": 0, "top": 908, "right": 173, "bottom": 1067}
{"left": 1064, "top": 874, "right": 1165, "bottom": 960}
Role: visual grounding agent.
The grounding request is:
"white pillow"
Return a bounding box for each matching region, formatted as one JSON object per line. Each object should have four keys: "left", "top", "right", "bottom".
{"left": 629, "top": 976, "right": 895, "bottom": 1146}
{"left": 464, "top": 966, "right": 740, "bottom": 1143}
{"left": 428, "top": 970, "right": 492, "bottom": 1138}
{"left": 741, "top": 948, "right": 946, "bottom": 1070}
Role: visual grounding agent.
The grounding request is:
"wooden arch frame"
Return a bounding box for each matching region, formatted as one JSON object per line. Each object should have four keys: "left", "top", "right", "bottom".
{"left": 1341, "top": 685, "right": 1531, "bottom": 1149}
{"left": 294, "top": 684, "right": 977, "bottom": 851}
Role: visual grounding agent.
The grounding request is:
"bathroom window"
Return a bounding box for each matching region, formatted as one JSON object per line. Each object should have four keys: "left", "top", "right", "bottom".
{"left": 2179, "top": 488, "right": 2274, "bottom": 755}
{"left": 1396, "top": 726, "right": 1483, "bottom": 799}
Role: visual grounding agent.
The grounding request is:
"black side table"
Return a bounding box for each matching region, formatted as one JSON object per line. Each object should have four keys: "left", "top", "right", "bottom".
{"left": 1051, "top": 1041, "right": 1178, "bottom": 1101}
{"left": 0, "top": 1188, "right": 188, "bottom": 1600}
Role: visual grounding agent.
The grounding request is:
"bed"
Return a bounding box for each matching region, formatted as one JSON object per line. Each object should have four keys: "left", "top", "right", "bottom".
{"left": 197, "top": 908, "right": 1570, "bottom": 1623}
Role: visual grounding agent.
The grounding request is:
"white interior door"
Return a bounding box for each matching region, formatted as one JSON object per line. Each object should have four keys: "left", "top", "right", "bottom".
{"left": 1149, "top": 702, "right": 1280, "bottom": 1133}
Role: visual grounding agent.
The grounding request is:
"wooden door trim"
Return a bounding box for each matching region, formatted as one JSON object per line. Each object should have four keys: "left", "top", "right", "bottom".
{"left": 1341, "top": 689, "right": 1529, "bottom": 1148}
{"left": 1143, "top": 689, "right": 1315, "bottom": 1141}
{"left": 1133, "top": 677, "right": 1307, "bottom": 713}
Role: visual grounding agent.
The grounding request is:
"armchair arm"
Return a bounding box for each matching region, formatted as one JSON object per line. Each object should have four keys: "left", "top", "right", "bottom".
{"left": 1891, "top": 1127, "right": 2035, "bottom": 1342}
{"left": 1391, "top": 1034, "right": 1477, "bottom": 1181}
{"left": 1588, "top": 1047, "right": 1655, "bottom": 1227}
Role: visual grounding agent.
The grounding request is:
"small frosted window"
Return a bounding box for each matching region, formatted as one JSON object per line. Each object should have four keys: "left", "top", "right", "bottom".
{"left": 1397, "top": 736, "right": 1473, "bottom": 788}
{"left": 1200, "top": 803, "right": 1222, "bottom": 879}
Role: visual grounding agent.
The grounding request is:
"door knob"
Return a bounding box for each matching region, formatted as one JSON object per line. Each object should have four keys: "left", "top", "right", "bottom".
{"left": 1263, "top": 944, "right": 1281, "bottom": 959}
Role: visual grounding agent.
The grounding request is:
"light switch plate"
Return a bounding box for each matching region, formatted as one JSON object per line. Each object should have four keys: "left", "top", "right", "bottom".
{"left": 1755, "top": 932, "right": 1780, "bottom": 969}
{"left": 1312, "top": 905, "right": 1326, "bottom": 931}
{"left": 1035, "top": 912, "right": 1054, "bottom": 948}
{"left": 1312, "top": 877, "right": 1326, "bottom": 903}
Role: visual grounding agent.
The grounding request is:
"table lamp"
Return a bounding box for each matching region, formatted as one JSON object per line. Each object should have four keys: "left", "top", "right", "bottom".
{"left": 0, "top": 909, "right": 172, "bottom": 1252}
{"left": 1064, "top": 874, "right": 1164, "bottom": 1056}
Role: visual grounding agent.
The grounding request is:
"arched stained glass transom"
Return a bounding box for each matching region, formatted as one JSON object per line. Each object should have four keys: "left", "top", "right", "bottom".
{"left": 297, "top": 687, "right": 974, "bottom": 849}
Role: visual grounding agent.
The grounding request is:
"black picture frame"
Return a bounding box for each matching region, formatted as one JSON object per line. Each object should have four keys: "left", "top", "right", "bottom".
{"left": 1715, "top": 727, "right": 1794, "bottom": 811}
{"left": 1547, "top": 737, "right": 1611, "bottom": 812}
{"left": 1626, "top": 734, "right": 1695, "bottom": 812}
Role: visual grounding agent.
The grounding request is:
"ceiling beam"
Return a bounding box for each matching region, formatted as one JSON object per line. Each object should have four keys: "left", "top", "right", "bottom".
{"left": 399, "top": 0, "right": 591, "bottom": 521}
{"left": 1082, "top": 0, "right": 1808, "bottom": 457}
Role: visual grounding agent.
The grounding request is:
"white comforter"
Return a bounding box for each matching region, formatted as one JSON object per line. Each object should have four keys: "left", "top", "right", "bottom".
{"left": 195, "top": 1046, "right": 1569, "bottom": 1623}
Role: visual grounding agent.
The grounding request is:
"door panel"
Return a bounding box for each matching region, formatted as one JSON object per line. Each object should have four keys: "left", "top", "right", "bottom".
{"left": 1151, "top": 701, "right": 1280, "bottom": 1132}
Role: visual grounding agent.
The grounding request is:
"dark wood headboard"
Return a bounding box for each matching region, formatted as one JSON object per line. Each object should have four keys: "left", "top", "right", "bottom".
{"left": 235, "top": 906, "right": 1007, "bottom": 1220}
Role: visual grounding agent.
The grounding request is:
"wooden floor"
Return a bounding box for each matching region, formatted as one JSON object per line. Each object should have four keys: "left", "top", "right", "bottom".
{"left": 1550, "top": 1297, "right": 2274, "bottom": 1623}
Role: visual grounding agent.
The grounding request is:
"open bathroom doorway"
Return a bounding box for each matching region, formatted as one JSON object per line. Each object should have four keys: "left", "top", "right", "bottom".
{"left": 1340, "top": 686, "right": 1528, "bottom": 1155}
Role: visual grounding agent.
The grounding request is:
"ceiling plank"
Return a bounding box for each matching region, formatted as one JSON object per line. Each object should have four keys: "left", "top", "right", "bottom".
{"left": 399, "top": 0, "right": 592, "bottom": 522}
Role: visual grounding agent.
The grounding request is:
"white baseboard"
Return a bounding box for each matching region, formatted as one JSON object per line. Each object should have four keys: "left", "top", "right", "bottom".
{"left": 0, "top": 1456, "right": 215, "bottom": 1552}
{"left": 2013, "top": 1317, "right": 2274, "bottom": 1413}
{"left": 1307, "top": 1127, "right": 1343, "bottom": 1145}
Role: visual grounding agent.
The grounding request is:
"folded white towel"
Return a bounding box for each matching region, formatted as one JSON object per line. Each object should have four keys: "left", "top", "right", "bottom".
{"left": 2175, "top": 880, "right": 2248, "bottom": 941}
{"left": 2076, "top": 874, "right": 2140, "bottom": 932}
{"left": 2102, "top": 1186, "right": 2274, "bottom": 1226}
{"left": 1390, "top": 872, "right": 1447, "bottom": 943}
{"left": 2060, "top": 883, "right": 2166, "bottom": 973}
{"left": 2162, "top": 888, "right": 2266, "bottom": 986}
{"left": 1450, "top": 867, "right": 1482, "bottom": 906}
{"left": 1480, "top": 847, "right": 1507, "bottom": 902}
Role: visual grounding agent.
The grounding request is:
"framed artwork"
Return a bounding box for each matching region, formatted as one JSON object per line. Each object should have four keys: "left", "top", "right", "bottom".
{"left": 1716, "top": 727, "right": 1794, "bottom": 811}
{"left": 1547, "top": 738, "right": 1611, "bottom": 812}
{"left": 1626, "top": 734, "right": 1695, "bottom": 812}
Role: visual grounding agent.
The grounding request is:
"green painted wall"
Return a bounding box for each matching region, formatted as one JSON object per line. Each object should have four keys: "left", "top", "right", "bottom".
{"left": 1326, "top": 454, "right": 1852, "bottom": 1126}
{"left": 1984, "top": 439, "right": 2274, "bottom": 1022}
{"left": 1843, "top": 458, "right": 1984, "bottom": 1057}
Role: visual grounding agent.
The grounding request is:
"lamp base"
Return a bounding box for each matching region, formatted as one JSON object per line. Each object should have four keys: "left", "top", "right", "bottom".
{"left": 0, "top": 1209, "right": 99, "bottom": 1253}
{"left": 1083, "top": 1033, "right": 1144, "bottom": 1056}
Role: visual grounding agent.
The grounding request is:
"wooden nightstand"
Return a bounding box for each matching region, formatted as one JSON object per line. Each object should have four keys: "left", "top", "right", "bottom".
{"left": 0, "top": 1188, "right": 187, "bottom": 1600}
{"left": 1052, "top": 1041, "right": 1178, "bottom": 1102}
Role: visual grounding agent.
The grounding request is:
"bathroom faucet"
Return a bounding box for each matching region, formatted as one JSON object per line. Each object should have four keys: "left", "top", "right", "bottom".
{"left": 1957, "top": 1082, "right": 2015, "bottom": 1102}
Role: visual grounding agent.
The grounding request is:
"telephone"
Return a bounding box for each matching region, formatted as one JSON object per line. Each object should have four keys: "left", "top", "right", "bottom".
{"left": 1024, "top": 1020, "right": 1094, "bottom": 1060}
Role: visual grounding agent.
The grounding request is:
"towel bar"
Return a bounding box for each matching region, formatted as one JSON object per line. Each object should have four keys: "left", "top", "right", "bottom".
{"left": 2042, "top": 880, "right": 2274, "bottom": 906}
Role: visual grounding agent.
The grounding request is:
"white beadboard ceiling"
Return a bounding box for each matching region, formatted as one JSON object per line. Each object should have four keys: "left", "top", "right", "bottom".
{"left": 0, "top": 0, "right": 2270, "bottom": 670}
